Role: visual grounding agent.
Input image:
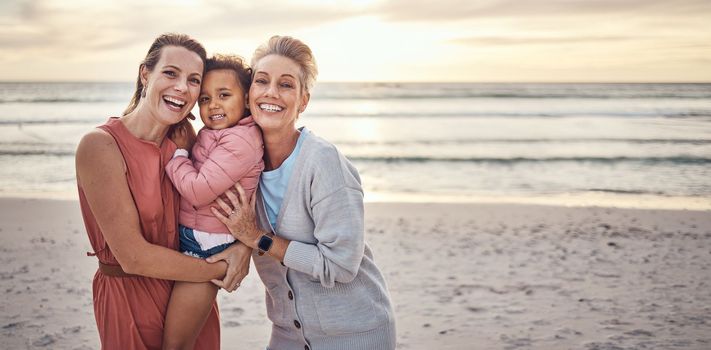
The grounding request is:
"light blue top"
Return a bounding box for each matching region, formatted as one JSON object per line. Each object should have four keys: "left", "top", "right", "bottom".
{"left": 259, "top": 128, "right": 307, "bottom": 229}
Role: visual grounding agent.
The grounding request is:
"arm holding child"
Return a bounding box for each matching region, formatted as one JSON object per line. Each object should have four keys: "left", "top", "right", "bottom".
{"left": 166, "top": 126, "right": 264, "bottom": 208}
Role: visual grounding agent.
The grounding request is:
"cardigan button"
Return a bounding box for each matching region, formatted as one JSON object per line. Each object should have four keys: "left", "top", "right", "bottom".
{"left": 294, "top": 320, "right": 301, "bottom": 329}
{"left": 288, "top": 291, "right": 293, "bottom": 300}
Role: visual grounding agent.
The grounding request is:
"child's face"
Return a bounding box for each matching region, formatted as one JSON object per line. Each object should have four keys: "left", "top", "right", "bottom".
{"left": 198, "top": 69, "right": 246, "bottom": 130}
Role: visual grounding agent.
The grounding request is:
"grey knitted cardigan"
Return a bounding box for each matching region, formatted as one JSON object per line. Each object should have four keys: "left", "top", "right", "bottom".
{"left": 252, "top": 128, "right": 396, "bottom": 350}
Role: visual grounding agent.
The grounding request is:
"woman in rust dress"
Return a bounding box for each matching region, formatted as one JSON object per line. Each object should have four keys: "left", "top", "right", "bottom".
{"left": 75, "top": 33, "right": 252, "bottom": 349}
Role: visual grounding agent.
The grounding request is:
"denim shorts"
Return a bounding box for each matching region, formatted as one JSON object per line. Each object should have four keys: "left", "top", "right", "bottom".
{"left": 179, "top": 225, "right": 233, "bottom": 259}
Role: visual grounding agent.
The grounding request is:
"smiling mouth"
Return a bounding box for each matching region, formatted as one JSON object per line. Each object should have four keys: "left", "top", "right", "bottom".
{"left": 209, "top": 114, "right": 226, "bottom": 121}
{"left": 259, "top": 103, "right": 283, "bottom": 112}
{"left": 163, "top": 96, "right": 186, "bottom": 108}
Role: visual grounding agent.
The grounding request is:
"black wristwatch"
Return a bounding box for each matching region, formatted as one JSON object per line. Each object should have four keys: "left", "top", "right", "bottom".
{"left": 257, "top": 234, "right": 274, "bottom": 256}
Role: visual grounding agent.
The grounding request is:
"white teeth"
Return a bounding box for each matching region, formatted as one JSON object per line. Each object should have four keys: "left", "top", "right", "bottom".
{"left": 210, "top": 114, "right": 225, "bottom": 121}
{"left": 259, "top": 103, "right": 283, "bottom": 112}
{"left": 164, "top": 96, "right": 186, "bottom": 106}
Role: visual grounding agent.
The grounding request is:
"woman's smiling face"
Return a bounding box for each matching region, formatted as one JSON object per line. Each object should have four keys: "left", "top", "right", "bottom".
{"left": 140, "top": 45, "right": 204, "bottom": 126}
{"left": 248, "top": 54, "right": 309, "bottom": 133}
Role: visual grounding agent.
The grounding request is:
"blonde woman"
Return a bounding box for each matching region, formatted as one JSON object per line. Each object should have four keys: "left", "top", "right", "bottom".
{"left": 214, "top": 36, "right": 396, "bottom": 350}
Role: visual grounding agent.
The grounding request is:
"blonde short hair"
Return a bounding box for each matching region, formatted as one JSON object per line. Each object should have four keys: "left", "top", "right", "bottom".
{"left": 251, "top": 35, "right": 318, "bottom": 92}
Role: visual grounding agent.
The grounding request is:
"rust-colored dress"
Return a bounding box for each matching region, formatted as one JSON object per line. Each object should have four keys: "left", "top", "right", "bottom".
{"left": 78, "top": 118, "right": 220, "bottom": 349}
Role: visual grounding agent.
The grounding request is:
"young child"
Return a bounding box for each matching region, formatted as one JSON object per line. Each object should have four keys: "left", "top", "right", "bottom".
{"left": 163, "top": 54, "right": 264, "bottom": 349}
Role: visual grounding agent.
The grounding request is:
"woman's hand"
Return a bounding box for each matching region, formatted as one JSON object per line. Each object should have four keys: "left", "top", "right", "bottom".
{"left": 205, "top": 242, "right": 252, "bottom": 292}
{"left": 211, "top": 183, "right": 261, "bottom": 249}
{"left": 169, "top": 114, "right": 197, "bottom": 150}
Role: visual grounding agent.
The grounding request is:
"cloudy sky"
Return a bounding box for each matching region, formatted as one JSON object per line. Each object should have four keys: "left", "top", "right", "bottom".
{"left": 1, "top": 0, "right": 710, "bottom": 82}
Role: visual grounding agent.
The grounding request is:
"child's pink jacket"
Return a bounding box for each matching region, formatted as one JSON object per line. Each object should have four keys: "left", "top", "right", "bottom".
{"left": 166, "top": 116, "right": 264, "bottom": 233}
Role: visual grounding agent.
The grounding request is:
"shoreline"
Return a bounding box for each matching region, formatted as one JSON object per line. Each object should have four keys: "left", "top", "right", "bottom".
{"left": 1, "top": 190, "right": 709, "bottom": 211}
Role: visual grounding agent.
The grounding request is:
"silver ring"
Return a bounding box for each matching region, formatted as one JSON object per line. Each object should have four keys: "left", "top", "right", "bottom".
{"left": 229, "top": 210, "right": 235, "bottom": 216}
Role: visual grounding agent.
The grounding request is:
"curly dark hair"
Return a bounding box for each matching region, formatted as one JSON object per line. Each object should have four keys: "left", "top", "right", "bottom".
{"left": 205, "top": 54, "right": 253, "bottom": 95}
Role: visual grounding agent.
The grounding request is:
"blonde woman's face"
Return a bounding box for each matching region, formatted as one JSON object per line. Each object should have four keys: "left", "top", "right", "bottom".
{"left": 248, "top": 54, "right": 309, "bottom": 133}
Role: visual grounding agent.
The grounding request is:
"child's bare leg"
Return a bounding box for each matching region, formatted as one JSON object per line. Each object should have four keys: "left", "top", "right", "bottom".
{"left": 163, "top": 281, "right": 218, "bottom": 350}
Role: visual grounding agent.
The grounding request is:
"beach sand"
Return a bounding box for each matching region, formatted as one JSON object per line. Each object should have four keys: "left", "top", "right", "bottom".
{"left": 1, "top": 198, "right": 710, "bottom": 349}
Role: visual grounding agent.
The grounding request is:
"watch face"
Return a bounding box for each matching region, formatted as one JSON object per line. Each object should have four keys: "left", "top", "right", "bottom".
{"left": 258, "top": 235, "right": 273, "bottom": 251}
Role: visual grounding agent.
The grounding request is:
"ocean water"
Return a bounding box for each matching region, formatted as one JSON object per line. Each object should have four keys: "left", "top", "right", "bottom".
{"left": 1, "top": 82, "right": 710, "bottom": 208}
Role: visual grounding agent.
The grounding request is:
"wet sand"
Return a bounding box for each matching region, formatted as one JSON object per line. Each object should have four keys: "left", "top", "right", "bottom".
{"left": 1, "top": 198, "right": 710, "bottom": 349}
